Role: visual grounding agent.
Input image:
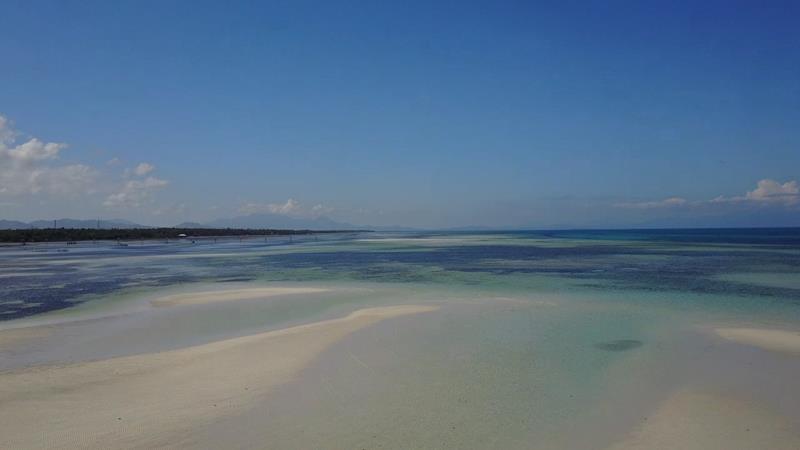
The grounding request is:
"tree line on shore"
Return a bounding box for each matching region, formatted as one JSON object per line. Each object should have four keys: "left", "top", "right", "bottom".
{"left": 0, "top": 228, "right": 359, "bottom": 243}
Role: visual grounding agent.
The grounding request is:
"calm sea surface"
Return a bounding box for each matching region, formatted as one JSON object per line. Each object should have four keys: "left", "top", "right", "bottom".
{"left": 3, "top": 228, "right": 799, "bottom": 321}
{"left": 1, "top": 229, "right": 799, "bottom": 448}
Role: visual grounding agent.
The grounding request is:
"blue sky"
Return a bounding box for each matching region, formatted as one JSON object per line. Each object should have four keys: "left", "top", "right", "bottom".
{"left": 1, "top": 0, "right": 798, "bottom": 228}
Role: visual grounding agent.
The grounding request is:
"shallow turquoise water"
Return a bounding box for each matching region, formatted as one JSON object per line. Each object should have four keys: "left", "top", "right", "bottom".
{"left": 1, "top": 230, "right": 798, "bottom": 448}
{"left": 2, "top": 229, "right": 799, "bottom": 324}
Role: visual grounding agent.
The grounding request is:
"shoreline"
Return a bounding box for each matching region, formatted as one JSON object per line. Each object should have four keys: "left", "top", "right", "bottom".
{"left": 0, "top": 228, "right": 368, "bottom": 245}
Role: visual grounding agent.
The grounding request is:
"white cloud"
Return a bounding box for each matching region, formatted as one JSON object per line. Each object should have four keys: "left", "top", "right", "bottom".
{"left": 0, "top": 116, "right": 16, "bottom": 144}
{"left": 707, "top": 179, "right": 799, "bottom": 206}
{"left": 311, "top": 203, "right": 335, "bottom": 215}
{"left": 0, "top": 114, "right": 174, "bottom": 216}
{"left": 0, "top": 115, "right": 96, "bottom": 196}
{"left": 239, "top": 199, "right": 299, "bottom": 215}
{"left": 238, "top": 198, "right": 333, "bottom": 218}
{"left": 133, "top": 162, "right": 155, "bottom": 176}
{"left": 104, "top": 176, "right": 169, "bottom": 208}
{"left": 615, "top": 179, "right": 800, "bottom": 210}
{"left": 153, "top": 202, "right": 187, "bottom": 216}
{"left": 615, "top": 197, "right": 688, "bottom": 209}
{"left": 270, "top": 198, "right": 300, "bottom": 215}
{"left": 744, "top": 179, "right": 799, "bottom": 204}
{"left": 6, "top": 138, "right": 65, "bottom": 162}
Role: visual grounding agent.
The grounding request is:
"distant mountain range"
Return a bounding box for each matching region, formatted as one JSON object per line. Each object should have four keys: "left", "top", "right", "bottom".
{"left": 0, "top": 215, "right": 357, "bottom": 231}
{"left": 0, "top": 218, "right": 149, "bottom": 230}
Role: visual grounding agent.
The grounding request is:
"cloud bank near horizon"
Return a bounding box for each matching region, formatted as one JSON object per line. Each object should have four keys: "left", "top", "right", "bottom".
{"left": 0, "top": 113, "right": 797, "bottom": 228}
{"left": 237, "top": 199, "right": 334, "bottom": 219}
{"left": 615, "top": 179, "right": 799, "bottom": 210}
{"left": 0, "top": 114, "right": 169, "bottom": 214}
{"left": 0, "top": 116, "right": 95, "bottom": 197}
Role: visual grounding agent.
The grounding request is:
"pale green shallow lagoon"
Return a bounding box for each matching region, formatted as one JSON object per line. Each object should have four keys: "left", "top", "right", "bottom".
{"left": 1, "top": 229, "right": 799, "bottom": 448}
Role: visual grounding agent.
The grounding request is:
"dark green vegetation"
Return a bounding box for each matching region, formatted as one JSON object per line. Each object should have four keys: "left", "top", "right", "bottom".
{"left": 0, "top": 228, "right": 362, "bottom": 243}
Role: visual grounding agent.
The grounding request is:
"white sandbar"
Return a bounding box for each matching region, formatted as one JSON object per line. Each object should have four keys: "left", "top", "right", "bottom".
{"left": 0, "top": 304, "right": 438, "bottom": 449}
{"left": 610, "top": 390, "right": 800, "bottom": 450}
{"left": 715, "top": 327, "right": 800, "bottom": 355}
{"left": 150, "top": 286, "right": 331, "bottom": 307}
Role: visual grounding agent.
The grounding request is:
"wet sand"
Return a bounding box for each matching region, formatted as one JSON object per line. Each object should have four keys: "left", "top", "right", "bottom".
{"left": 610, "top": 390, "right": 800, "bottom": 450}
{"left": 0, "top": 304, "right": 438, "bottom": 449}
{"left": 0, "top": 325, "right": 51, "bottom": 348}
{"left": 715, "top": 327, "right": 800, "bottom": 355}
